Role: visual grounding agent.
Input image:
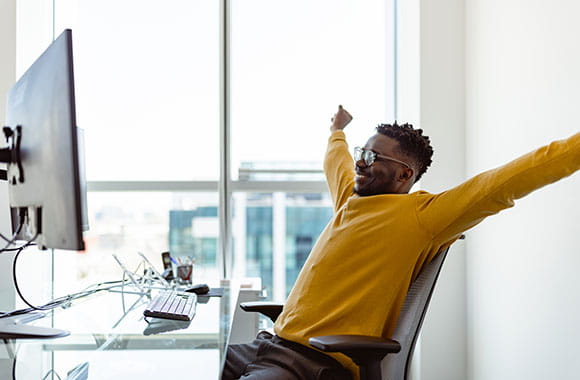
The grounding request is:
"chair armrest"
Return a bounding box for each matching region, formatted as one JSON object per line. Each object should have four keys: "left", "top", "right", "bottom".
{"left": 309, "top": 334, "right": 401, "bottom": 375}
{"left": 239, "top": 302, "right": 284, "bottom": 323}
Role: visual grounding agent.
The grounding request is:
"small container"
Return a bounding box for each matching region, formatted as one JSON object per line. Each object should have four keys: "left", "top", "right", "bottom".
{"left": 177, "top": 264, "right": 192, "bottom": 282}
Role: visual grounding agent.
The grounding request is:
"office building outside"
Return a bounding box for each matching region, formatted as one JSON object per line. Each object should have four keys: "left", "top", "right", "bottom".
{"left": 168, "top": 192, "right": 333, "bottom": 300}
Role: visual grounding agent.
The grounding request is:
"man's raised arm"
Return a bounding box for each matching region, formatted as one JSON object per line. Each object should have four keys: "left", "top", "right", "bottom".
{"left": 324, "top": 105, "right": 356, "bottom": 211}
{"left": 330, "top": 105, "right": 353, "bottom": 132}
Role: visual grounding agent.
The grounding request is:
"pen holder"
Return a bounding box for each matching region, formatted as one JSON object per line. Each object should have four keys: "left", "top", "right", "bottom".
{"left": 177, "top": 264, "right": 193, "bottom": 283}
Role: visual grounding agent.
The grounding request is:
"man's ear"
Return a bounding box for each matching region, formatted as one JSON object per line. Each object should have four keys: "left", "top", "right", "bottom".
{"left": 398, "top": 167, "right": 415, "bottom": 183}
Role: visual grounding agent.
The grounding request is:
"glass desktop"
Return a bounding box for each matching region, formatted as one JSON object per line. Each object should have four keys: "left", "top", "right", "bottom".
{"left": 0, "top": 282, "right": 237, "bottom": 379}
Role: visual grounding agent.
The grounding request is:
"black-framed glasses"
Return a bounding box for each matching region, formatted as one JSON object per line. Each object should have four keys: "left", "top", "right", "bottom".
{"left": 353, "top": 146, "right": 411, "bottom": 168}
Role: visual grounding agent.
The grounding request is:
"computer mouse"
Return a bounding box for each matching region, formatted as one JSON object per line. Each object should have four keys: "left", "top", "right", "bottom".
{"left": 185, "top": 283, "right": 210, "bottom": 295}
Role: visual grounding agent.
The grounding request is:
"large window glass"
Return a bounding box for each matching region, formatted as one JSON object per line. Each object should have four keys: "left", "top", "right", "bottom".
{"left": 54, "top": 192, "right": 220, "bottom": 297}
{"left": 12, "top": 0, "right": 395, "bottom": 306}
{"left": 45, "top": 0, "right": 221, "bottom": 298}
{"left": 231, "top": 0, "right": 394, "bottom": 181}
{"left": 55, "top": 0, "right": 220, "bottom": 181}
{"left": 229, "top": 0, "right": 394, "bottom": 300}
{"left": 232, "top": 192, "right": 332, "bottom": 301}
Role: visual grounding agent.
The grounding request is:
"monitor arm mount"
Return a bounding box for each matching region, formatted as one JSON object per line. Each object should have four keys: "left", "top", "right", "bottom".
{"left": 0, "top": 125, "right": 24, "bottom": 183}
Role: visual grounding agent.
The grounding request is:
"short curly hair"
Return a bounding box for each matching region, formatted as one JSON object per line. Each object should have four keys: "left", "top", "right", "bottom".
{"left": 376, "top": 122, "right": 434, "bottom": 182}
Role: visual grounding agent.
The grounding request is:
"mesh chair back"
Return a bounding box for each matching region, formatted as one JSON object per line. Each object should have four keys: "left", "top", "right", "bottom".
{"left": 381, "top": 247, "right": 450, "bottom": 380}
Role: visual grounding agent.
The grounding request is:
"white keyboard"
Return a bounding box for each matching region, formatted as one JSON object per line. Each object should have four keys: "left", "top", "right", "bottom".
{"left": 143, "top": 290, "right": 197, "bottom": 321}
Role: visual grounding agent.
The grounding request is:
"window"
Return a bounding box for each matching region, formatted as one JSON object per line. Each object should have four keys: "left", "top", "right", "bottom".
{"left": 55, "top": 0, "right": 220, "bottom": 181}
{"left": 231, "top": 0, "right": 395, "bottom": 180}
{"left": 15, "top": 0, "right": 396, "bottom": 301}
{"left": 229, "top": 0, "right": 394, "bottom": 300}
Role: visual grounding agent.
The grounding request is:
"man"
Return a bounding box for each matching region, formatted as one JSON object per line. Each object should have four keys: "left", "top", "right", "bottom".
{"left": 223, "top": 105, "right": 580, "bottom": 380}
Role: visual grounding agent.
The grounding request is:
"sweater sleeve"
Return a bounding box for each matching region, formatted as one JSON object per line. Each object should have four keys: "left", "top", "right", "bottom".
{"left": 324, "top": 131, "right": 355, "bottom": 212}
{"left": 416, "top": 132, "right": 580, "bottom": 243}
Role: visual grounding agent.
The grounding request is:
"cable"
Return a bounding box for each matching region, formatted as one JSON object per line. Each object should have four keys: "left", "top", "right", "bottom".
{"left": 0, "top": 242, "right": 36, "bottom": 252}
{"left": 0, "top": 222, "right": 25, "bottom": 254}
{"left": 0, "top": 209, "right": 22, "bottom": 244}
{"left": 0, "top": 210, "right": 29, "bottom": 253}
{"left": 0, "top": 231, "right": 14, "bottom": 243}
{"left": 1, "top": 222, "right": 141, "bottom": 317}
{"left": 2, "top": 279, "right": 131, "bottom": 317}
{"left": 0, "top": 278, "right": 130, "bottom": 319}
{"left": 11, "top": 353, "right": 16, "bottom": 380}
{"left": 5, "top": 240, "right": 131, "bottom": 315}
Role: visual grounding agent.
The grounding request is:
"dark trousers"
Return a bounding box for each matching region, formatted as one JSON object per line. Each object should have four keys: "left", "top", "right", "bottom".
{"left": 221, "top": 331, "right": 352, "bottom": 380}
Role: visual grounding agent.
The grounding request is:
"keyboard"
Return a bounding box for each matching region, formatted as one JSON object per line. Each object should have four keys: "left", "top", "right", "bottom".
{"left": 143, "top": 290, "right": 197, "bottom": 321}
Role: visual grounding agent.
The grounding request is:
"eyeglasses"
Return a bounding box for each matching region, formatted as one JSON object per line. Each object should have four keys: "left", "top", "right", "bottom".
{"left": 353, "top": 146, "right": 411, "bottom": 169}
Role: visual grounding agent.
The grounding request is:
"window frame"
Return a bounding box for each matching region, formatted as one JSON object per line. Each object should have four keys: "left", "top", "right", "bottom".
{"left": 79, "top": 0, "right": 396, "bottom": 281}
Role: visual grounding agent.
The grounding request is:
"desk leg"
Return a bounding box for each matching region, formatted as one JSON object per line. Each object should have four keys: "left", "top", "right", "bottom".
{"left": 1, "top": 341, "right": 16, "bottom": 379}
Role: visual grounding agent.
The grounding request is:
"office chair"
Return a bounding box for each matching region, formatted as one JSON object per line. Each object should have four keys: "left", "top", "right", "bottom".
{"left": 240, "top": 246, "right": 450, "bottom": 380}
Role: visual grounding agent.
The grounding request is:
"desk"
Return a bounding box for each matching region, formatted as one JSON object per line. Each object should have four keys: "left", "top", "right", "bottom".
{"left": 0, "top": 282, "right": 238, "bottom": 379}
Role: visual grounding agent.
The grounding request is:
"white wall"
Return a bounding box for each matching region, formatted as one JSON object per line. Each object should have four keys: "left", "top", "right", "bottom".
{"left": 466, "top": 1, "right": 580, "bottom": 379}
{"left": 0, "top": 0, "right": 16, "bottom": 312}
{"left": 397, "top": 1, "right": 467, "bottom": 379}
{"left": 417, "top": 0, "right": 468, "bottom": 376}
{"left": 401, "top": 1, "right": 580, "bottom": 379}
{"left": 0, "top": 0, "right": 15, "bottom": 373}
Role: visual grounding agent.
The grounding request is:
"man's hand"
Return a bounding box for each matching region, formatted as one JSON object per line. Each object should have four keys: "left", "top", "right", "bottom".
{"left": 330, "top": 105, "right": 353, "bottom": 132}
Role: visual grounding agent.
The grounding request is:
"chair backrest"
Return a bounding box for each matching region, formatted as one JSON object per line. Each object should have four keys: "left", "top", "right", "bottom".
{"left": 381, "top": 247, "right": 450, "bottom": 380}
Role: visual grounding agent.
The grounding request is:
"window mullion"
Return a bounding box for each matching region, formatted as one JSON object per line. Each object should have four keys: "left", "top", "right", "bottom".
{"left": 218, "top": 0, "right": 232, "bottom": 279}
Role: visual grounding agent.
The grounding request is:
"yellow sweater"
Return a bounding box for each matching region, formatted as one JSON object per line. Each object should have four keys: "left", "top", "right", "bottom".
{"left": 274, "top": 130, "right": 580, "bottom": 379}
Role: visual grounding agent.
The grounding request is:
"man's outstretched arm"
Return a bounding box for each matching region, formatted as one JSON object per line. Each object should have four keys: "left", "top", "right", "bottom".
{"left": 416, "top": 132, "right": 580, "bottom": 244}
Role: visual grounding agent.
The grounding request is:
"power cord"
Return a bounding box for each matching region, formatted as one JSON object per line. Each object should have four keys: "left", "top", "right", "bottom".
{"left": 0, "top": 231, "right": 14, "bottom": 243}
{"left": 1, "top": 242, "right": 130, "bottom": 318}
{"left": 0, "top": 279, "right": 131, "bottom": 318}
{"left": 0, "top": 210, "right": 29, "bottom": 253}
{"left": 0, "top": 215, "right": 139, "bottom": 316}
{"left": 11, "top": 237, "right": 54, "bottom": 311}
{"left": 0, "top": 223, "right": 25, "bottom": 253}
{"left": 0, "top": 215, "right": 21, "bottom": 244}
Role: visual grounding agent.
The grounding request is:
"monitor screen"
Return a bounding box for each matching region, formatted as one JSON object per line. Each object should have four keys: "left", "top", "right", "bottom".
{"left": 3, "top": 29, "right": 86, "bottom": 251}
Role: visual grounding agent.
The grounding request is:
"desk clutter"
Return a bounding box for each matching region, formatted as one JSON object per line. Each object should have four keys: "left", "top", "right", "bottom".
{"left": 111, "top": 251, "right": 223, "bottom": 327}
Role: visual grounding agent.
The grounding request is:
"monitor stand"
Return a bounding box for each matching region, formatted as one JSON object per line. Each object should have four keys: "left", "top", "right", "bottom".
{"left": 0, "top": 312, "right": 69, "bottom": 340}
{"left": 0, "top": 324, "right": 69, "bottom": 340}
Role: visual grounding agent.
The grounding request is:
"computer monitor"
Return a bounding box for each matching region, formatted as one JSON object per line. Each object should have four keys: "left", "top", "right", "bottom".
{"left": 0, "top": 29, "right": 86, "bottom": 340}
{"left": 1, "top": 29, "right": 86, "bottom": 251}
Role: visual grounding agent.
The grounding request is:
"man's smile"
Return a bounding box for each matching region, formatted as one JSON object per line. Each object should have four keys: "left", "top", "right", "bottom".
{"left": 355, "top": 173, "right": 373, "bottom": 185}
